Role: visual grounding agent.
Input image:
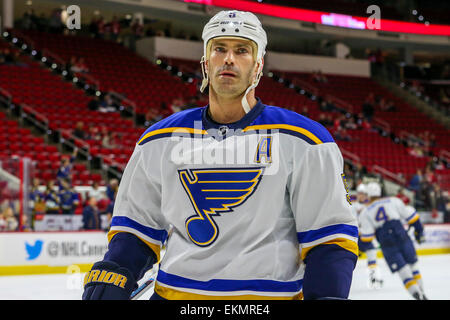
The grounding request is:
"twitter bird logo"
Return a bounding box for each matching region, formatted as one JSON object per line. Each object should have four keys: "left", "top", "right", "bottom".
{"left": 25, "top": 240, "right": 43, "bottom": 260}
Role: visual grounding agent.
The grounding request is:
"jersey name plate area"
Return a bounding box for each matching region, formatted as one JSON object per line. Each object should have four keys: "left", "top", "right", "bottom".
{"left": 170, "top": 133, "right": 279, "bottom": 176}
{"left": 179, "top": 303, "right": 270, "bottom": 317}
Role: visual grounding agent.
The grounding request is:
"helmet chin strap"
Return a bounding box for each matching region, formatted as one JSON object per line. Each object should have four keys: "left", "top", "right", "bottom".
{"left": 241, "top": 59, "right": 263, "bottom": 114}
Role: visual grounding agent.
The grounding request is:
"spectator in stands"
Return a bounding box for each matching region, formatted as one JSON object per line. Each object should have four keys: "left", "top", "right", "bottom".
{"left": 312, "top": 70, "right": 328, "bottom": 83}
{"left": 362, "top": 93, "right": 375, "bottom": 122}
{"left": 438, "top": 191, "right": 450, "bottom": 223}
{"left": 0, "top": 207, "right": 18, "bottom": 231}
{"left": 30, "top": 178, "right": 46, "bottom": 217}
{"left": 87, "top": 125, "right": 102, "bottom": 142}
{"left": 97, "top": 17, "right": 106, "bottom": 39}
{"left": 105, "top": 179, "right": 119, "bottom": 202}
{"left": 318, "top": 113, "right": 331, "bottom": 127}
{"left": 89, "top": 17, "right": 99, "bottom": 38}
{"left": 1, "top": 48, "right": 15, "bottom": 65}
{"left": 89, "top": 181, "right": 106, "bottom": 202}
{"left": 333, "top": 114, "right": 346, "bottom": 131}
{"left": 102, "top": 189, "right": 117, "bottom": 232}
{"left": 407, "top": 141, "right": 425, "bottom": 158}
{"left": 66, "top": 56, "right": 77, "bottom": 74}
{"left": 87, "top": 96, "right": 100, "bottom": 111}
{"left": 408, "top": 169, "right": 423, "bottom": 193}
{"left": 21, "top": 9, "right": 38, "bottom": 30}
{"left": 131, "top": 18, "right": 145, "bottom": 38}
{"left": 70, "top": 57, "right": 89, "bottom": 73}
{"left": 48, "top": 8, "right": 64, "bottom": 34}
{"left": 82, "top": 196, "right": 101, "bottom": 230}
{"left": 382, "top": 99, "right": 397, "bottom": 112}
{"left": 169, "top": 96, "right": 185, "bottom": 113}
{"left": 98, "top": 94, "right": 117, "bottom": 113}
{"left": 300, "top": 106, "right": 309, "bottom": 118}
{"left": 334, "top": 127, "right": 352, "bottom": 142}
{"left": 110, "top": 16, "right": 121, "bottom": 42}
{"left": 145, "top": 108, "right": 162, "bottom": 127}
{"left": 354, "top": 113, "right": 371, "bottom": 130}
{"left": 73, "top": 121, "right": 87, "bottom": 140}
{"left": 129, "top": 18, "right": 144, "bottom": 51}
{"left": 44, "top": 180, "right": 60, "bottom": 214}
{"left": 344, "top": 116, "right": 358, "bottom": 130}
{"left": 353, "top": 162, "right": 368, "bottom": 183}
{"left": 396, "top": 188, "right": 410, "bottom": 205}
{"left": 56, "top": 148, "right": 78, "bottom": 186}
{"left": 58, "top": 179, "right": 80, "bottom": 215}
{"left": 101, "top": 130, "right": 118, "bottom": 150}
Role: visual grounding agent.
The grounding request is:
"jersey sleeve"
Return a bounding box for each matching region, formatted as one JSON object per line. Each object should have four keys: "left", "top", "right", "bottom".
{"left": 398, "top": 200, "right": 420, "bottom": 225}
{"left": 107, "top": 144, "right": 169, "bottom": 262}
{"left": 290, "top": 142, "right": 359, "bottom": 260}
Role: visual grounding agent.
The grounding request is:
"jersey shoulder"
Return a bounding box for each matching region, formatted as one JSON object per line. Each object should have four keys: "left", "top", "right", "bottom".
{"left": 252, "top": 105, "right": 335, "bottom": 145}
{"left": 137, "top": 107, "right": 205, "bottom": 145}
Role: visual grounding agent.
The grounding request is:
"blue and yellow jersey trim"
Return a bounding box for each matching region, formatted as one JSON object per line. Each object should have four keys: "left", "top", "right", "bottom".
{"left": 137, "top": 104, "right": 334, "bottom": 146}
{"left": 107, "top": 216, "right": 168, "bottom": 262}
{"left": 406, "top": 211, "right": 420, "bottom": 224}
{"left": 153, "top": 269, "right": 303, "bottom": 300}
{"left": 297, "top": 224, "right": 359, "bottom": 260}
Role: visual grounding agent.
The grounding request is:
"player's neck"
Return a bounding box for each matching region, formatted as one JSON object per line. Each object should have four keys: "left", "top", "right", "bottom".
{"left": 208, "top": 90, "right": 257, "bottom": 124}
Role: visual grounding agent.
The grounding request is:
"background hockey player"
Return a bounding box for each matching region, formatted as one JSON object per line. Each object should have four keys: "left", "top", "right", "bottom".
{"left": 352, "top": 183, "right": 383, "bottom": 289}
{"left": 359, "top": 182, "right": 427, "bottom": 300}
{"left": 82, "top": 10, "right": 358, "bottom": 300}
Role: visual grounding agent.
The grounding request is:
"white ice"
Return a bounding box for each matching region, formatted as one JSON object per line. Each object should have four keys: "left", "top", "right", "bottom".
{"left": 0, "top": 254, "right": 449, "bottom": 300}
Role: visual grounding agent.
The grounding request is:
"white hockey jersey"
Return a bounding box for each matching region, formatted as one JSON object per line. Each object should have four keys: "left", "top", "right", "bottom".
{"left": 108, "top": 100, "right": 358, "bottom": 299}
{"left": 359, "top": 197, "right": 419, "bottom": 242}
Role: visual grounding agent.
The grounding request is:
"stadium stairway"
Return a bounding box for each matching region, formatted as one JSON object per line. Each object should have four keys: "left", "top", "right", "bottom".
{"left": 17, "top": 29, "right": 195, "bottom": 116}
{"left": 0, "top": 36, "right": 124, "bottom": 185}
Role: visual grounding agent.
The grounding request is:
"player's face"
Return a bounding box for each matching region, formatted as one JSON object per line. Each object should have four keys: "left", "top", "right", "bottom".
{"left": 207, "top": 38, "right": 257, "bottom": 98}
{"left": 357, "top": 192, "right": 367, "bottom": 203}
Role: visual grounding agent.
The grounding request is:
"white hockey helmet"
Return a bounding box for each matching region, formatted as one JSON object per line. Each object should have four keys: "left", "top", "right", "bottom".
{"left": 200, "top": 10, "right": 267, "bottom": 113}
{"left": 366, "top": 182, "right": 382, "bottom": 198}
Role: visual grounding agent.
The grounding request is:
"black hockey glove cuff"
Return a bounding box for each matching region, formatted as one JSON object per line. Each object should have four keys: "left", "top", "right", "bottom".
{"left": 82, "top": 261, "right": 138, "bottom": 300}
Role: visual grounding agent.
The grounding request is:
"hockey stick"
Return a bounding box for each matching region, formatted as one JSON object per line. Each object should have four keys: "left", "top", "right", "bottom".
{"left": 130, "top": 269, "right": 157, "bottom": 300}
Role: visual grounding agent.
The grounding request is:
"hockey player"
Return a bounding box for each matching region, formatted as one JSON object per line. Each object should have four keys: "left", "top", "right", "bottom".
{"left": 352, "top": 183, "right": 383, "bottom": 289}
{"left": 359, "top": 182, "right": 427, "bottom": 300}
{"left": 83, "top": 10, "right": 358, "bottom": 300}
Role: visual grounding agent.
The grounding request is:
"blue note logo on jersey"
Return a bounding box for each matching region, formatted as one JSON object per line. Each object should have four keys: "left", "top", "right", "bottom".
{"left": 179, "top": 168, "right": 263, "bottom": 247}
{"left": 25, "top": 240, "right": 44, "bottom": 260}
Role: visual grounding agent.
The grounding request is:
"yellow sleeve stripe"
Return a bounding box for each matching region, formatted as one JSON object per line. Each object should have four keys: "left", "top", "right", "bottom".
{"left": 107, "top": 230, "right": 162, "bottom": 263}
{"left": 243, "top": 124, "right": 323, "bottom": 145}
{"left": 407, "top": 213, "right": 420, "bottom": 224}
{"left": 301, "top": 237, "right": 359, "bottom": 260}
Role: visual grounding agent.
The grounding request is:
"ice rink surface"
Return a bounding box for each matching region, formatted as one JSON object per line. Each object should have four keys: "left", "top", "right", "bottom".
{"left": 0, "top": 254, "right": 449, "bottom": 300}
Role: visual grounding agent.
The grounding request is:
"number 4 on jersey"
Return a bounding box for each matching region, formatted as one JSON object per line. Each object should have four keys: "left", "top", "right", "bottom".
{"left": 375, "top": 206, "right": 388, "bottom": 222}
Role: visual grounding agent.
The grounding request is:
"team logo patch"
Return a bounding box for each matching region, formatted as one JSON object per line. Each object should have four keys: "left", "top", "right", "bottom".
{"left": 179, "top": 168, "right": 263, "bottom": 247}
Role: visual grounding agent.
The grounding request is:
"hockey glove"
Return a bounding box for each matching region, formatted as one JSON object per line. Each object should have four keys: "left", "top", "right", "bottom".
{"left": 411, "top": 219, "right": 425, "bottom": 244}
{"left": 82, "top": 260, "right": 138, "bottom": 300}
